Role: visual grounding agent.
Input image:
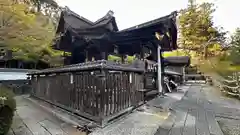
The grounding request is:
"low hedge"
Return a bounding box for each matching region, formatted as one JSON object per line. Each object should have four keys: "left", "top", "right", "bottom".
{"left": 0, "top": 86, "right": 16, "bottom": 135}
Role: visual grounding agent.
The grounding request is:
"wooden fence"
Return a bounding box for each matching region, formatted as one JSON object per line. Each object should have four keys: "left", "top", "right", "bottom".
{"left": 29, "top": 60, "right": 144, "bottom": 127}
{"left": 218, "top": 72, "right": 240, "bottom": 99}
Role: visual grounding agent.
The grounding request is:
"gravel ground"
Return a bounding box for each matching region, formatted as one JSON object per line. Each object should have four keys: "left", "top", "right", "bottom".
{"left": 217, "top": 117, "right": 240, "bottom": 135}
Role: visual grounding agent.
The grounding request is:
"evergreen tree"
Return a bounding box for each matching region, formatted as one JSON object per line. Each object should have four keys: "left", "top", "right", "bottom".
{"left": 178, "top": 0, "right": 226, "bottom": 59}
{"left": 229, "top": 28, "right": 240, "bottom": 64}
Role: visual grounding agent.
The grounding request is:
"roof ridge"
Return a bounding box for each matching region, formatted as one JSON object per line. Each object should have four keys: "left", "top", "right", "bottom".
{"left": 63, "top": 6, "right": 94, "bottom": 25}
{"left": 120, "top": 11, "right": 177, "bottom": 32}
{"left": 63, "top": 7, "right": 115, "bottom": 26}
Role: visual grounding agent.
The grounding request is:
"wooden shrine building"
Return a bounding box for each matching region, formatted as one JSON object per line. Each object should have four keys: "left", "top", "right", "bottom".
{"left": 29, "top": 7, "right": 178, "bottom": 127}
{"left": 53, "top": 8, "right": 177, "bottom": 65}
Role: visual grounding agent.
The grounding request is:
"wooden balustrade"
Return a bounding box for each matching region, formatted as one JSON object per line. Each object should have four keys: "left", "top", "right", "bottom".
{"left": 29, "top": 60, "right": 144, "bottom": 127}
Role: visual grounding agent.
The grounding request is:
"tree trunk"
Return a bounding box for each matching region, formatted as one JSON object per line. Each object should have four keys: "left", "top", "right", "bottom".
{"left": 204, "top": 46, "right": 208, "bottom": 59}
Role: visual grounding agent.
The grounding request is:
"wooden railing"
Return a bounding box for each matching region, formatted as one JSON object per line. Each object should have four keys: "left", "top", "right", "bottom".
{"left": 29, "top": 60, "right": 144, "bottom": 127}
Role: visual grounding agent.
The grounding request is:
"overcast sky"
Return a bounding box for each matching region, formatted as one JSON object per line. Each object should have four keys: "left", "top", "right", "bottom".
{"left": 56, "top": 0, "right": 239, "bottom": 34}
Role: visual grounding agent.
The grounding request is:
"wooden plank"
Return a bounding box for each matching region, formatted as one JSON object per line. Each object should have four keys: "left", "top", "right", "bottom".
{"left": 96, "top": 75, "right": 100, "bottom": 116}
{"left": 113, "top": 73, "right": 117, "bottom": 114}
{"left": 206, "top": 110, "right": 224, "bottom": 135}
{"left": 195, "top": 107, "right": 210, "bottom": 135}
{"left": 79, "top": 73, "right": 84, "bottom": 112}
{"left": 92, "top": 75, "right": 97, "bottom": 116}
{"left": 83, "top": 74, "right": 87, "bottom": 113}
{"left": 103, "top": 73, "right": 107, "bottom": 116}
{"left": 74, "top": 75, "right": 78, "bottom": 111}
{"left": 124, "top": 73, "right": 127, "bottom": 108}
{"left": 105, "top": 74, "right": 110, "bottom": 116}
{"left": 183, "top": 109, "right": 196, "bottom": 135}
{"left": 11, "top": 114, "right": 33, "bottom": 135}
{"left": 86, "top": 74, "right": 90, "bottom": 114}
{"left": 89, "top": 74, "right": 94, "bottom": 115}
{"left": 117, "top": 74, "right": 120, "bottom": 112}
{"left": 127, "top": 73, "right": 130, "bottom": 107}
{"left": 99, "top": 71, "right": 105, "bottom": 117}
{"left": 109, "top": 74, "right": 113, "bottom": 115}
{"left": 119, "top": 73, "right": 123, "bottom": 111}
{"left": 169, "top": 111, "right": 188, "bottom": 135}
{"left": 38, "top": 119, "right": 66, "bottom": 135}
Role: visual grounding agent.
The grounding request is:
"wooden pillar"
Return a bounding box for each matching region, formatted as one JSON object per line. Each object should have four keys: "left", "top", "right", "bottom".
{"left": 155, "top": 32, "right": 164, "bottom": 96}
{"left": 157, "top": 44, "right": 163, "bottom": 95}
{"left": 99, "top": 41, "right": 109, "bottom": 60}
{"left": 140, "top": 43, "right": 144, "bottom": 61}
{"left": 182, "top": 66, "right": 186, "bottom": 83}
{"left": 101, "top": 52, "right": 107, "bottom": 60}
{"left": 85, "top": 50, "right": 89, "bottom": 62}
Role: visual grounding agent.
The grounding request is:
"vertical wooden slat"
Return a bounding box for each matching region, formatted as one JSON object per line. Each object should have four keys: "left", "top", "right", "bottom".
{"left": 91, "top": 74, "right": 95, "bottom": 116}
{"left": 126, "top": 73, "right": 130, "bottom": 108}
{"left": 107, "top": 74, "right": 111, "bottom": 116}
{"left": 118, "top": 73, "right": 122, "bottom": 111}
{"left": 113, "top": 73, "right": 117, "bottom": 114}
{"left": 119, "top": 73, "right": 122, "bottom": 111}
{"left": 116, "top": 73, "right": 120, "bottom": 112}
{"left": 74, "top": 74, "right": 78, "bottom": 110}
{"left": 113, "top": 73, "right": 117, "bottom": 113}
{"left": 31, "top": 66, "right": 145, "bottom": 126}
{"left": 89, "top": 74, "right": 93, "bottom": 115}
{"left": 110, "top": 74, "right": 114, "bottom": 114}
{"left": 79, "top": 73, "right": 83, "bottom": 111}
{"left": 103, "top": 73, "right": 108, "bottom": 116}
{"left": 83, "top": 73, "right": 86, "bottom": 112}
{"left": 94, "top": 75, "right": 97, "bottom": 116}
{"left": 100, "top": 70, "right": 105, "bottom": 117}
{"left": 104, "top": 74, "right": 108, "bottom": 116}
{"left": 121, "top": 73, "right": 124, "bottom": 110}
{"left": 86, "top": 73, "right": 91, "bottom": 114}
{"left": 123, "top": 73, "right": 127, "bottom": 108}
{"left": 95, "top": 73, "right": 100, "bottom": 116}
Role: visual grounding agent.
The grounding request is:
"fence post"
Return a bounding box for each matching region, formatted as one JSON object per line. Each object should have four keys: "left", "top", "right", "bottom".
{"left": 98, "top": 69, "right": 106, "bottom": 126}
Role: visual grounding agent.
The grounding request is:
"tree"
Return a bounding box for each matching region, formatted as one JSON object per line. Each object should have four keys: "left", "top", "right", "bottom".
{"left": 178, "top": 0, "right": 226, "bottom": 59}
{"left": 0, "top": 0, "right": 63, "bottom": 67}
{"left": 229, "top": 28, "right": 240, "bottom": 65}
{"left": 24, "top": 0, "right": 61, "bottom": 26}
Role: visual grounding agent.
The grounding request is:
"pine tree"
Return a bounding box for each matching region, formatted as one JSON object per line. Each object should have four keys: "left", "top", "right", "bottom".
{"left": 178, "top": 0, "right": 226, "bottom": 59}
{"left": 229, "top": 28, "right": 240, "bottom": 64}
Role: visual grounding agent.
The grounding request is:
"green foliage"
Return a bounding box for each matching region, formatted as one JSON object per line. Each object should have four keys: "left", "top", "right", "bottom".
{"left": 108, "top": 55, "right": 136, "bottom": 63}
{"left": 198, "top": 57, "right": 240, "bottom": 77}
{"left": 26, "top": 0, "right": 61, "bottom": 26}
{"left": 0, "top": 86, "right": 16, "bottom": 135}
{"left": 178, "top": 0, "right": 226, "bottom": 58}
{"left": 229, "top": 28, "right": 240, "bottom": 65}
{"left": 0, "top": 0, "right": 63, "bottom": 66}
{"left": 163, "top": 49, "right": 190, "bottom": 57}
{"left": 108, "top": 55, "right": 121, "bottom": 62}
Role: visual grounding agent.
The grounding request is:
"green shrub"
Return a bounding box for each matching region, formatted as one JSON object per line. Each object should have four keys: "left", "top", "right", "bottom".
{"left": 0, "top": 86, "right": 16, "bottom": 135}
